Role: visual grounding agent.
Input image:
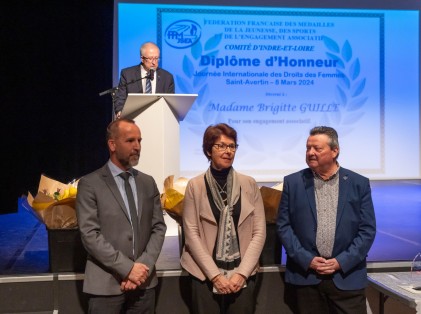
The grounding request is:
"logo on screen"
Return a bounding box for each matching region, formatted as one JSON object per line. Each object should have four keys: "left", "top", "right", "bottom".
{"left": 165, "top": 20, "right": 201, "bottom": 49}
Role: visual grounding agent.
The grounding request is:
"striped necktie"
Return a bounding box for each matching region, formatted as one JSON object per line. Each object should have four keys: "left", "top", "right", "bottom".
{"left": 145, "top": 78, "right": 152, "bottom": 94}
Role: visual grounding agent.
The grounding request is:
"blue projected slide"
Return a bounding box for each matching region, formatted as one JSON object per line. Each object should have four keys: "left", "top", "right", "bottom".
{"left": 115, "top": 3, "right": 420, "bottom": 181}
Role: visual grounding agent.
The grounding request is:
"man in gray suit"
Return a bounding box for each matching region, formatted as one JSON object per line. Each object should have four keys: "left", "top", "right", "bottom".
{"left": 76, "top": 118, "right": 166, "bottom": 313}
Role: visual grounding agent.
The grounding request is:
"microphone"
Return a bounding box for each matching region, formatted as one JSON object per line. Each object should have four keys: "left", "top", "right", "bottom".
{"left": 149, "top": 68, "right": 155, "bottom": 81}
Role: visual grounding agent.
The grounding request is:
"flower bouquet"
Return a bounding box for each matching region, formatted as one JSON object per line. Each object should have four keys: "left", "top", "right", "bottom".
{"left": 24, "top": 174, "right": 79, "bottom": 229}
{"left": 259, "top": 183, "right": 283, "bottom": 224}
{"left": 160, "top": 174, "right": 283, "bottom": 225}
{"left": 160, "top": 175, "right": 189, "bottom": 225}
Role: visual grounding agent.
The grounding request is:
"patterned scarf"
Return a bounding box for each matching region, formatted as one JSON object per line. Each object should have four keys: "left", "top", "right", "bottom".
{"left": 205, "top": 167, "right": 241, "bottom": 271}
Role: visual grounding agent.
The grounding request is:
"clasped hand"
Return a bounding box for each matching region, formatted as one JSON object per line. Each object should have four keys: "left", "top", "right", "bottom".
{"left": 212, "top": 273, "right": 246, "bottom": 294}
{"left": 120, "top": 262, "right": 150, "bottom": 291}
{"left": 310, "top": 256, "right": 340, "bottom": 275}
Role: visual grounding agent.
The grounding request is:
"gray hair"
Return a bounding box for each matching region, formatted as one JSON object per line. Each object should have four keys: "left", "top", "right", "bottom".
{"left": 140, "top": 42, "right": 160, "bottom": 56}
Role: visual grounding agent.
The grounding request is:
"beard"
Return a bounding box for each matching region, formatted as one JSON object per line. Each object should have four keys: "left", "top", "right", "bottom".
{"left": 129, "top": 154, "right": 140, "bottom": 167}
{"left": 116, "top": 151, "right": 140, "bottom": 169}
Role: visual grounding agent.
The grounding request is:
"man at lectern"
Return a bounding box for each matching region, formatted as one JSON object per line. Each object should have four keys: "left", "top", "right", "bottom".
{"left": 76, "top": 118, "right": 166, "bottom": 313}
{"left": 114, "top": 42, "right": 175, "bottom": 119}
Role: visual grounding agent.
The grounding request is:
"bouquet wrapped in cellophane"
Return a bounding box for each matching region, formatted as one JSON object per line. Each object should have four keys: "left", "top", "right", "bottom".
{"left": 160, "top": 175, "right": 189, "bottom": 225}
{"left": 24, "top": 174, "right": 79, "bottom": 229}
{"left": 160, "top": 174, "right": 283, "bottom": 225}
{"left": 259, "top": 182, "right": 283, "bottom": 224}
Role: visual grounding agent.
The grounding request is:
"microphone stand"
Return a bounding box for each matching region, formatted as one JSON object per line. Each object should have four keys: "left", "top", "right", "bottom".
{"left": 98, "top": 72, "right": 153, "bottom": 119}
{"left": 98, "top": 86, "right": 119, "bottom": 119}
{"left": 99, "top": 86, "right": 118, "bottom": 97}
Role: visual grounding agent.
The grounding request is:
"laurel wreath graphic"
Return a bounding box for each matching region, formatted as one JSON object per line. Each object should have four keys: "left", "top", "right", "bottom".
{"left": 174, "top": 33, "right": 223, "bottom": 137}
{"left": 321, "top": 36, "right": 367, "bottom": 133}
{"left": 175, "top": 34, "right": 367, "bottom": 166}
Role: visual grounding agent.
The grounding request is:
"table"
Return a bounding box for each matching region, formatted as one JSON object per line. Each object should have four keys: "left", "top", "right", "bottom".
{"left": 368, "top": 272, "right": 421, "bottom": 313}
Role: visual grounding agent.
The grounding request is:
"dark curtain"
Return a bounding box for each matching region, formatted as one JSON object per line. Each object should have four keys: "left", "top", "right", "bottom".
{"left": 1, "top": 1, "right": 114, "bottom": 213}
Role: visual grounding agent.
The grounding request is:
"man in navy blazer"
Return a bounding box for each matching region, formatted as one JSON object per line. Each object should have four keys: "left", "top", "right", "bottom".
{"left": 76, "top": 118, "right": 166, "bottom": 313}
{"left": 277, "top": 126, "right": 376, "bottom": 314}
{"left": 114, "top": 42, "right": 175, "bottom": 118}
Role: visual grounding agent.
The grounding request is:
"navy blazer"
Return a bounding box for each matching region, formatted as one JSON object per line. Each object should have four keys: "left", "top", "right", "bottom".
{"left": 114, "top": 63, "right": 175, "bottom": 113}
{"left": 277, "top": 167, "right": 376, "bottom": 290}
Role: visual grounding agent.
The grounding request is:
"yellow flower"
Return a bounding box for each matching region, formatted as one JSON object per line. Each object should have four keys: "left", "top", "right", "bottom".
{"left": 69, "top": 186, "right": 77, "bottom": 197}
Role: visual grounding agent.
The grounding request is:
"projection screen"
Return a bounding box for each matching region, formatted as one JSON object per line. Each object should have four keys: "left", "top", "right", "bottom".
{"left": 114, "top": 0, "right": 420, "bottom": 181}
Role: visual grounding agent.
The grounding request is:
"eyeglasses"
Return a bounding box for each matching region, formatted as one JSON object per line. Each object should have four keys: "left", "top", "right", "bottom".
{"left": 213, "top": 143, "right": 239, "bottom": 152}
{"left": 142, "top": 56, "right": 160, "bottom": 62}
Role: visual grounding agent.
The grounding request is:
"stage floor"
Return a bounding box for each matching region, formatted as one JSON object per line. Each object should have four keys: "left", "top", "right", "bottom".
{"left": 0, "top": 179, "right": 420, "bottom": 275}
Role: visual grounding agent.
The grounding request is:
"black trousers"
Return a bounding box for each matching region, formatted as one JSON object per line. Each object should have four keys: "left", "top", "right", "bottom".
{"left": 87, "top": 288, "right": 155, "bottom": 314}
{"left": 289, "top": 279, "right": 367, "bottom": 314}
{"left": 190, "top": 275, "right": 257, "bottom": 314}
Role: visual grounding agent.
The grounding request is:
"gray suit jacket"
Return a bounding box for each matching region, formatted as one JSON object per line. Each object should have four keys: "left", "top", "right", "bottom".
{"left": 76, "top": 163, "right": 166, "bottom": 295}
{"left": 114, "top": 64, "right": 175, "bottom": 113}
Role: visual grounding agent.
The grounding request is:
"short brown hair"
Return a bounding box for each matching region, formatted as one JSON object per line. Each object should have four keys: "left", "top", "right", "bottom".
{"left": 202, "top": 123, "right": 237, "bottom": 161}
{"left": 106, "top": 118, "right": 136, "bottom": 141}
